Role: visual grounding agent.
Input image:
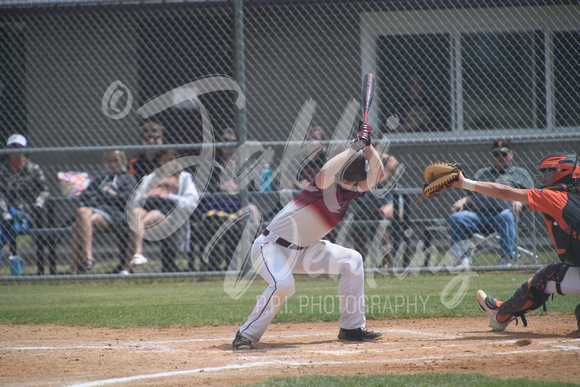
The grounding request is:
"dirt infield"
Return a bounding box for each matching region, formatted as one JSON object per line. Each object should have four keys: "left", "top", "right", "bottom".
{"left": 2, "top": 315, "right": 579, "bottom": 386}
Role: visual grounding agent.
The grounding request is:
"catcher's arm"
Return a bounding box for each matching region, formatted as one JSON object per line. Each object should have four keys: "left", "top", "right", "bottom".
{"left": 451, "top": 172, "right": 529, "bottom": 205}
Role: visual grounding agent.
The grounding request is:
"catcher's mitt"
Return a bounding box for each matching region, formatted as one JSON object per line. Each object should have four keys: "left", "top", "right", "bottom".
{"left": 420, "top": 162, "right": 462, "bottom": 200}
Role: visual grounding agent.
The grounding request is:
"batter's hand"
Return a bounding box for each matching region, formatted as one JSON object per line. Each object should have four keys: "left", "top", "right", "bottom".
{"left": 357, "top": 122, "right": 373, "bottom": 146}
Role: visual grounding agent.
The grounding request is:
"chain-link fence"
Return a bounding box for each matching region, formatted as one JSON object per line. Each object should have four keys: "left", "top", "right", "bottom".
{"left": 0, "top": 1, "right": 578, "bottom": 278}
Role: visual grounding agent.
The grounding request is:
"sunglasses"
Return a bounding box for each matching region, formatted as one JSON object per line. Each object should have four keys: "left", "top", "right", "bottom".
{"left": 492, "top": 151, "right": 509, "bottom": 157}
{"left": 142, "top": 134, "right": 162, "bottom": 141}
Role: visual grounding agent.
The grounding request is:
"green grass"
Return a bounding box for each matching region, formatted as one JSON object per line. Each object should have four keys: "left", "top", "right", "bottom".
{"left": 2, "top": 272, "right": 577, "bottom": 386}
{"left": 249, "top": 373, "right": 575, "bottom": 386}
{"left": 0, "top": 272, "right": 577, "bottom": 327}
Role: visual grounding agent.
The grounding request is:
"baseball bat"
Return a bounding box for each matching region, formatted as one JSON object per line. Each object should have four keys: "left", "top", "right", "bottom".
{"left": 361, "top": 73, "right": 375, "bottom": 123}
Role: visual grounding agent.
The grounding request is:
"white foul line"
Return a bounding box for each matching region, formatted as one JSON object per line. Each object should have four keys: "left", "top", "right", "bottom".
{"left": 66, "top": 345, "right": 580, "bottom": 386}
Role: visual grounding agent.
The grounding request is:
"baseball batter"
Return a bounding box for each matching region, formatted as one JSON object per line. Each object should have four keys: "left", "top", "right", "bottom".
{"left": 445, "top": 153, "right": 580, "bottom": 331}
{"left": 233, "top": 123, "right": 386, "bottom": 349}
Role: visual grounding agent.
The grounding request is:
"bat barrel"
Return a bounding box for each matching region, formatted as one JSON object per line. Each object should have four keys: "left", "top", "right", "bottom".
{"left": 362, "top": 73, "right": 375, "bottom": 123}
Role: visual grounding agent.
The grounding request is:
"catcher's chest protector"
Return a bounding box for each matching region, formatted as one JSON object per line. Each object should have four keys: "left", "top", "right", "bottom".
{"left": 543, "top": 193, "right": 580, "bottom": 266}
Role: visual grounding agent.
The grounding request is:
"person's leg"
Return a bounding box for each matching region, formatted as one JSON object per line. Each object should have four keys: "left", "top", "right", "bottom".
{"left": 449, "top": 210, "right": 481, "bottom": 263}
{"left": 70, "top": 219, "right": 83, "bottom": 274}
{"left": 70, "top": 207, "right": 93, "bottom": 273}
{"left": 0, "top": 221, "right": 6, "bottom": 261}
{"left": 70, "top": 208, "right": 112, "bottom": 273}
{"left": 545, "top": 266, "right": 580, "bottom": 296}
{"left": 546, "top": 266, "right": 580, "bottom": 331}
{"left": 238, "top": 235, "right": 296, "bottom": 344}
{"left": 293, "top": 240, "right": 365, "bottom": 330}
{"left": 378, "top": 202, "right": 394, "bottom": 267}
{"left": 128, "top": 208, "right": 166, "bottom": 256}
{"left": 490, "top": 208, "right": 517, "bottom": 264}
{"left": 477, "top": 262, "right": 572, "bottom": 331}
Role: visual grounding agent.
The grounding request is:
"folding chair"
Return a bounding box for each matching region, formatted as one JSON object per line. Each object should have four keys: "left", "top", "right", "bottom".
{"left": 470, "top": 209, "right": 538, "bottom": 265}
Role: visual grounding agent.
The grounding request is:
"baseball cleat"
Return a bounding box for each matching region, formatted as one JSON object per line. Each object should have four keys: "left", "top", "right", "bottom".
{"left": 476, "top": 290, "right": 514, "bottom": 332}
{"left": 338, "top": 327, "right": 382, "bottom": 341}
{"left": 232, "top": 331, "right": 252, "bottom": 349}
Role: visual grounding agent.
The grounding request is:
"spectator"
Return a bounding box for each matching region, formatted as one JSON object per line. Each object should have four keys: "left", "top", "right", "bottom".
{"left": 0, "top": 134, "right": 49, "bottom": 263}
{"left": 198, "top": 127, "right": 259, "bottom": 270}
{"left": 449, "top": 140, "right": 533, "bottom": 267}
{"left": 127, "top": 149, "right": 200, "bottom": 269}
{"left": 281, "top": 125, "right": 327, "bottom": 191}
{"left": 388, "top": 71, "right": 446, "bottom": 132}
{"left": 208, "top": 127, "right": 239, "bottom": 194}
{"left": 232, "top": 123, "right": 385, "bottom": 349}
{"left": 129, "top": 122, "right": 164, "bottom": 182}
{"left": 355, "top": 150, "right": 402, "bottom": 267}
{"left": 347, "top": 129, "right": 401, "bottom": 267}
{"left": 128, "top": 121, "right": 184, "bottom": 272}
{"left": 69, "top": 151, "right": 137, "bottom": 275}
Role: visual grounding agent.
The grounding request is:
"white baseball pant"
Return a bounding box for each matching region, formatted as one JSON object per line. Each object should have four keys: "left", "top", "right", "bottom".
{"left": 239, "top": 233, "right": 365, "bottom": 344}
{"left": 545, "top": 266, "right": 580, "bottom": 296}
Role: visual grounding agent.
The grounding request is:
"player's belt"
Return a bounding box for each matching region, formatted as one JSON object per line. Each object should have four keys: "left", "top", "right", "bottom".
{"left": 262, "top": 229, "right": 305, "bottom": 250}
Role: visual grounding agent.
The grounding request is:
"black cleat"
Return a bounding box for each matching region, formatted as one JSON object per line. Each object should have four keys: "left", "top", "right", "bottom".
{"left": 232, "top": 331, "right": 252, "bottom": 349}
{"left": 338, "top": 327, "right": 382, "bottom": 341}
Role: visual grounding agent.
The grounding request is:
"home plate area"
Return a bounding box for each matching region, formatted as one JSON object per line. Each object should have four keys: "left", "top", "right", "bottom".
{"left": 1, "top": 315, "right": 579, "bottom": 386}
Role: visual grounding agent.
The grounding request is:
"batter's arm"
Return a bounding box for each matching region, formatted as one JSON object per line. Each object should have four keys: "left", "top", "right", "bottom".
{"left": 358, "top": 145, "right": 386, "bottom": 192}
{"left": 315, "top": 147, "right": 358, "bottom": 190}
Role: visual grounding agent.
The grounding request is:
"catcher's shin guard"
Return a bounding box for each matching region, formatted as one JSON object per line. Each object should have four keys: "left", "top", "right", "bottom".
{"left": 497, "top": 262, "right": 569, "bottom": 326}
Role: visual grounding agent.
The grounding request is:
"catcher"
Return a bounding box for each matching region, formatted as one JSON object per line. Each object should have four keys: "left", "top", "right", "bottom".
{"left": 423, "top": 153, "right": 580, "bottom": 331}
{"left": 232, "top": 122, "right": 385, "bottom": 349}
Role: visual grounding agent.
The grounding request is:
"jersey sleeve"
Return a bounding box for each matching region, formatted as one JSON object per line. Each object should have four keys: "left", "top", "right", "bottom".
{"left": 527, "top": 188, "right": 567, "bottom": 220}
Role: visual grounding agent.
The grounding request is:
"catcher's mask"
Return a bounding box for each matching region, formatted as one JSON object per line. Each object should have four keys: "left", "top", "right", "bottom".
{"left": 329, "top": 142, "right": 367, "bottom": 182}
{"left": 537, "top": 153, "right": 580, "bottom": 187}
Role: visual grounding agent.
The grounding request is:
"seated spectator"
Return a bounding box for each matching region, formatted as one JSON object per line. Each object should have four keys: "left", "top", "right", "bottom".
{"left": 349, "top": 146, "right": 401, "bottom": 267}
{"left": 209, "top": 127, "right": 239, "bottom": 193}
{"left": 69, "top": 151, "right": 137, "bottom": 275}
{"left": 127, "top": 149, "right": 200, "bottom": 268}
{"left": 0, "top": 134, "right": 50, "bottom": 264}
{"left": 449, "top": 140, "right": 533, "bottom": 267}
{"left": 129, "top": 122, "right": 164, "bottom": 182}
{"left": 197, "top": 128, "right": 260, "bottom": 270}
{"left": 281, "top": 125, "right": 327, "bottom": 191}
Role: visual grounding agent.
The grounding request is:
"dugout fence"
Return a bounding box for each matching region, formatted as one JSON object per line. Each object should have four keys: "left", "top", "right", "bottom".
{"left": 0, "top": 0, "right": 579, "bottom": 279}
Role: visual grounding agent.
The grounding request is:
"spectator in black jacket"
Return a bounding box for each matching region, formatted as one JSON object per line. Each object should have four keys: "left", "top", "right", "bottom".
{"left": 0, "top": 134, "right": 50, "bottom": 261}
{"left": 128, "top": 122, "right": 164, "bottom": 182}
{"left": 69, "top": 151, "right": 137, "bottom": 275}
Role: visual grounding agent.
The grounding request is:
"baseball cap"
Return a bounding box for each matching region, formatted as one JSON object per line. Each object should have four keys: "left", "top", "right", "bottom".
{"left": 490, "top": 140, "right": 512, "bottom": 155}
{"left": 6, "top": 134, "right": 28, "bottom": 148}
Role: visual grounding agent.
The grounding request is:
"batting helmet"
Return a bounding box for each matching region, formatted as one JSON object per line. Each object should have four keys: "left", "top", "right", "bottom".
{"left": 328, "top": 142, "right": 367, "bottom": 182}
{"left": 537, "top": 153, "right": 580, "bottom": 186}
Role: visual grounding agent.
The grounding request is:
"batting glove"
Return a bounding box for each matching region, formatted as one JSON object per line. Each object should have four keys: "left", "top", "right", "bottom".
{"left": 350, "top": 122, "right": 374, "bottom": 151}
{"left": 357, "top": 122, "right": 373, "bottom": 146}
